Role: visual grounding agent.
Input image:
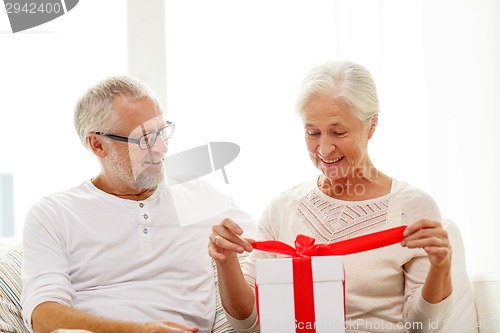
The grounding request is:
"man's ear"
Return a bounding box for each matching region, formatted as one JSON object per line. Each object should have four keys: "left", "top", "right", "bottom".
{"left": 88, "top": 133, "right": 107, "bottom": 158}
{"left": 368, "top": 114, "right": 378, "bottom": 139}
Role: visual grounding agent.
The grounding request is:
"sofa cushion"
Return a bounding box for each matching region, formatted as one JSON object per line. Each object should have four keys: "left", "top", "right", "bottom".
{"left": 0, "top": 243, "right": 27, "bottom": 333}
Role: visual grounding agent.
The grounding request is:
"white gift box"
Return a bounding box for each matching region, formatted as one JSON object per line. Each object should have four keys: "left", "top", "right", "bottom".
{"left": 256, "top": 256, "right": 345, "bottom": 333}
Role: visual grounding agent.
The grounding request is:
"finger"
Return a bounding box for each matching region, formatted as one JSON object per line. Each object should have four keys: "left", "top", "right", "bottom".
{"left": 165, "top": 327, "right": 196, "bottom": 333}
{"left": 161, "top": 321, "right": 199, "bottom": 332}
{"left": 158, "top": 324, "right": 188, "bottom": 333}
{"left": 403, "top": 235, "right": 450, "bottom": 249}
{"left": 209, "top": 231, "right": 248, "bottom": 252}
{"left": 220, "top": 217, "right": 244, "bottom": 235}
{"left": 403, "top": 227, "right": 448, "bottom": 244}
{"left": 423, "top": 246, "right": 452, "bottom": 267}
{"left": 209, "top": 234, "right": 222, "bottom": 246}
{"left": 404, "top": 238, "right": 452, "bottom": 269}
{"left": 211, "top": 225, "right": 253, "bottom": 252}
{"left": 213, "top": 232, "right": 253, "bottom": 253}
{"left": 208, "top": 242, "right": 227, "bottom": 261}
{"left": 425, "top": 245, "right": 452, "bottom": 256}
{"left": 211, "top": 220, "right": 241, "bottom": 241}
{"left": 403, "top": 218, "right": 442, "bottom": 237}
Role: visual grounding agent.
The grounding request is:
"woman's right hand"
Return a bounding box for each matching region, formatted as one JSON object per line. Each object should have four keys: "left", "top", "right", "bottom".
{"left": 207, "top": 219, "right": 258, "bottom": 322}
{"left": 208, "top": 218, "right": 254, "bottom": 262}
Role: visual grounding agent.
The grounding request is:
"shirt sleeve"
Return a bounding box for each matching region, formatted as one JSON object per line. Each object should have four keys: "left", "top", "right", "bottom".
{"left": 21, "top": 198, "right": 75, "bottom": 332}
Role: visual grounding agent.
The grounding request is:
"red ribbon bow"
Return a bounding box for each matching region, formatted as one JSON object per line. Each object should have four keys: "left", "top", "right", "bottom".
{"left": 253, "top": 226, "right": 406, "bottom": 333}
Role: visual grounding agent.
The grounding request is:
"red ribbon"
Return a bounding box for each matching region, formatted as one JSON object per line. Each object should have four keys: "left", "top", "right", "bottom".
{"left": 253, "top": 226, "right": 406, "bottom": 333}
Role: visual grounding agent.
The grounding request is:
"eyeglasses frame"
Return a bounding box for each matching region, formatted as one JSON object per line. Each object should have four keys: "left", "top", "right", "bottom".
{"left": 94, "top": 121, "right": 175, "bottom": 150}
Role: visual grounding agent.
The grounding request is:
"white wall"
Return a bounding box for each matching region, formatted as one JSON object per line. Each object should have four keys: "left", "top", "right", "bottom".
{"left": 1, "top": 0, "right": 498, "bottom": 275}
{"left": 161, "top": 0, "right": 500, "bottom": 274}
{"left": 0, "top": 1, "right": 128, "bottom": 236}
{"left": 163, "top": 0, "right": 340, "bottom": 216}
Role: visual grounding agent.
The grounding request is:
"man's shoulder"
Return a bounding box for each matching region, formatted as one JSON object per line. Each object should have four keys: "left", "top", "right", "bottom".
{"left": 24, "top": 181, "right": 97, "bottom": 227}
{"left": 32, "top": 181, "right": 94, "bottom": 209}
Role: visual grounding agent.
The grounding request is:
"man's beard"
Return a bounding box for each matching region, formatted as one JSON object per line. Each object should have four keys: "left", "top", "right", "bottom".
{"left": 106, "top": 147, "right": 164, "bottom": 190}
{"left": 135, "top": 164, "right": 165, "bottom": 188}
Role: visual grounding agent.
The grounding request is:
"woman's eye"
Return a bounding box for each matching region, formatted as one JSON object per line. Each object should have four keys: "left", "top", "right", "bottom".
{"left": 334, "top": 132, "right": 347, "bottom": 136}
{"left": 306, "top": 131, "right": 320, "bottom": 137}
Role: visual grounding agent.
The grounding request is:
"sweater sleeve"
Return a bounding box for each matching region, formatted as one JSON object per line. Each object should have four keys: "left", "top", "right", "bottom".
{"left": 224, "top": 193, "right": 284, "bottom": 332}
{"left": 224, "top": 305, "right": 260, "bottom": 333}
{"left": 399, "top": 183, "right": 453, "bottom": 332}
{"left": 403, "top": 255, "right": 453, "bottom": 332}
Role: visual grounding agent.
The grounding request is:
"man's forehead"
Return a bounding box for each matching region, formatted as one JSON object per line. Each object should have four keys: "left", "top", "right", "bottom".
{"left": 129, "top": 115, "right": 166, "bottom": 134}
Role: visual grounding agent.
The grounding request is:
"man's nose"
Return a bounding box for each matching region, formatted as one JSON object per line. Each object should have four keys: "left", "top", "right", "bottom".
{"left": 154, "top": 136, "right": 169, "bottom": 154}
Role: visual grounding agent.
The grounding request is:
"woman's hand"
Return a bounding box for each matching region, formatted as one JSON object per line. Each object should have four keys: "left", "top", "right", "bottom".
{"left": 208, "top": 218, "right": 254, "bottom": 262}
{"left": 401, "top": 219, "right": 452, "bottom": 269}
{"left": 401, "top": 218, "right": 453, "bottom": 303}
{"left": 207, "top": 218, "right": 257, "bottom": 320}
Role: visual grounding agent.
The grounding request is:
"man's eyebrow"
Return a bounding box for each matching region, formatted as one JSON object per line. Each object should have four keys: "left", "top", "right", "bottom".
{"left": 137, "top": 122, "right": 164, "bottom": 135}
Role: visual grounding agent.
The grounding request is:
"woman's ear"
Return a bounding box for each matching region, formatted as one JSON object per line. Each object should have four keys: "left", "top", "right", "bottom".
{"left": 368, "top": 114, "right": 378, "bottom": 139}
{"left": 88, "top": 133, "right": 107, "bottom": 158}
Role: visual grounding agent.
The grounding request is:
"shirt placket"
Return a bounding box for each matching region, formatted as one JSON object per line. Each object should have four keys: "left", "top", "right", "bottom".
{"left": 138, "top": 201, "right": 152, "bottom": 255}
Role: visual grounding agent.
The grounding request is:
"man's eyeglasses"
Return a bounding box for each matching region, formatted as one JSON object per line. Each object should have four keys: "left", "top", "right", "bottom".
{"left": 95, "top": 121, "right": 175, "bottom": 150}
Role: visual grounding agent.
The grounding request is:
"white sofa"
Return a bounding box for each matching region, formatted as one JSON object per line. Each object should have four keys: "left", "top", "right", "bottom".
{"left": 441, "top": 219, "right": 500, "bottom": 333}
{"left": 1, "top": 219, "right": 499, "bottom": 333}
{"left": 472, "top": 270, "right": 500, "bottom": 333}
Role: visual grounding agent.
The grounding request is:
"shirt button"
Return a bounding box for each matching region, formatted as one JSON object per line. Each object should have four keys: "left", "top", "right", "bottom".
{"left": 139, "top": 203, "right": 144, "bottom": 208}
{"left": 143, "top": 228, "right": 149, "bottom": 234}
{"left": 143, "top": 214, "right": 148, "bottom": 219}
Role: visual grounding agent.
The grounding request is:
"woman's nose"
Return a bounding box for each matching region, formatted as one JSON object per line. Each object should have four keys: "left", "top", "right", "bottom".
{"left": 317, "top": 137, "right": 335, "bottom": 157}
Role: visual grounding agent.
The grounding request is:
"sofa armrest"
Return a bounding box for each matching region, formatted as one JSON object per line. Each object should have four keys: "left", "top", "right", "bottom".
{"left": 0, "top": 243, "right": 28, "bottom": 333}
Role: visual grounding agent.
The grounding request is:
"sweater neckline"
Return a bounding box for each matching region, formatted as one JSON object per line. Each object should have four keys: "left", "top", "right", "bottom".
{"left": 312, "top": 177, "right": 406, "bottom": 205}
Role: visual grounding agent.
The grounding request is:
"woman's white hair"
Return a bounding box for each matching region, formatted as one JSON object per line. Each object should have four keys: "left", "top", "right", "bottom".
{"left": 74, "top": 75, "right": 161, "bottom": 149}
{"left": 295, "top": 61, "right": 379, "bottom": 124}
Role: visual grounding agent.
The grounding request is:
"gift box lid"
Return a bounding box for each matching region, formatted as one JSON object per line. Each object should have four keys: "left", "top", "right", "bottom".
{"left": 256, "top": 256, "right": 344, "bottom": 285}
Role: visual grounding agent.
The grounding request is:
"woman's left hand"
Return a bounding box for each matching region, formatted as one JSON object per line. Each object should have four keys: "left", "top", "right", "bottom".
{"left": 401, "top": 219, "right": 452, "bottom": 269}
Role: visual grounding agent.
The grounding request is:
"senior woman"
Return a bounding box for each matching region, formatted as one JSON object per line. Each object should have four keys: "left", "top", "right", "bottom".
{"left": 209, "top": 61, "right": 453, "bottom": 332}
